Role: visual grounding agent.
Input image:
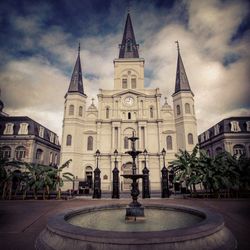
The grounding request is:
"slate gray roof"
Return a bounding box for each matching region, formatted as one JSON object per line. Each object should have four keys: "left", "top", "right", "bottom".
{"left": 67, "top": 46, "right": 84, "bottom": 95}
{"left": 174, "top": 47, "right": 192, "bottom": 94}
{"left": 119, "top": 13, "right": 139, "bottom": 58}
{"left": 0, "top": 116, "right": 60, "bottom": 148}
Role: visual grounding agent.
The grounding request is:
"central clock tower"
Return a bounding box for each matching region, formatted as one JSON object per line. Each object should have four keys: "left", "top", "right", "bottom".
{"left": 113, "top": 13, "right": 145, "bottom": 90}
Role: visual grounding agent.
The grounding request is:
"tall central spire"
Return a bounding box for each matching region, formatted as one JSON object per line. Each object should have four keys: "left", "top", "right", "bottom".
{"left": 119, "top": 12, "right": 139, "bottom": 58}
{"left": 174, "top": 41, "right": 192, "bottom": 95}
{"left": 67, "top": 43, "right": 84, "bottom": 95}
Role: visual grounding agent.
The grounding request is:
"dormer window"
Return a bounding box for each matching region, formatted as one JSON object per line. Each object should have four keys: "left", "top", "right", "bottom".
{"left": 18, "top": 123, "right": 29, "bottom": 135}
{"left": 4, "top": 123, "right": 14, "bottom": 135}
{"left": 50, "top": 132, "right": 54, "bottom": 143}
{"left": 214, "top": 124, "right": 220, "bottom": 135}
{"left": 230, "top": 121, "right": 241, "bottom": 132}
{"left": 246, "top": 121, "right": 250, "bottom": 131}
{"left": 205, "top": 131, "right": 210, "bottom": 140}
{"left": 39, "top": 126, "right": 44, "bottom": 138}
{"left": 54, "top": 136, "right": 59, "bottom": 145}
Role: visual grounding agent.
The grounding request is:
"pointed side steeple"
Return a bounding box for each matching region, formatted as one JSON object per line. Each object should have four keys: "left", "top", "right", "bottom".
{"left": 67, "top": 44, "right": 84, "bottom": 95}
{"left": 119, "top": 12, "right": 139, "bottom": 58}
{"left": 174, "top": 41, "right": 192, "bottom": 95}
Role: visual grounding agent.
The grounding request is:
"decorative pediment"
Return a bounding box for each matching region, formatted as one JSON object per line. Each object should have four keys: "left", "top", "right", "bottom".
{"left": 112, "top": 89, "right": 146, "bottom": 98}
{"left": 83, "top": 130, "right": 97, "bottom": 134}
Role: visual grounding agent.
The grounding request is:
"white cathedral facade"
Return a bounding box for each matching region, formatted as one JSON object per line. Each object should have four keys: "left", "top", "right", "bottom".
{"left": 60, "top": 13, "right": 198, "bottom": 191}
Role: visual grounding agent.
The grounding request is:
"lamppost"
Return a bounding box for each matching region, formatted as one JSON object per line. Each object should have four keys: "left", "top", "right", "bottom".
{"left": 112, "top": 149, "right": 120, "bottom": 199}
{"left": 161, "top": 148, "right": 170, "bottom": 198}
{"left": 142, "top": 149, "right": 150, "bottom": 198}
{"left": 93, "top": 149, "right": 101, "bottom": 199}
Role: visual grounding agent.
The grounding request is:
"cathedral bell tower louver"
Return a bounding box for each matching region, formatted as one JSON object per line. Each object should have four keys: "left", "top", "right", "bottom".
{"left": 172, "top": 41, "right": 197, "bottom": 152}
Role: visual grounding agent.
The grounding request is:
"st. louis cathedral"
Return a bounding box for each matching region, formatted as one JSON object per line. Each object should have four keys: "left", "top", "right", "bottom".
{"left": 60, "top": 13, "right": 197, "bottom": 191}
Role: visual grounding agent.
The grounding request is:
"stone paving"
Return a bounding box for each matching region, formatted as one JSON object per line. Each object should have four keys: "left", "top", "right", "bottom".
{"left": 0, "top": 196, "right": 249, "bottom": 250}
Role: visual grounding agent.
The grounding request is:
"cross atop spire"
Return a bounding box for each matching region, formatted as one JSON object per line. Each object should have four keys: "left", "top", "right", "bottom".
{"left": 67, "top": 45, "right": 84, "bottom": 95}
{"left": 119, "top": 12, "right": 139, "bottom": 58}
{"left": 174, "top": 41, "right": 192, "bottom": 95}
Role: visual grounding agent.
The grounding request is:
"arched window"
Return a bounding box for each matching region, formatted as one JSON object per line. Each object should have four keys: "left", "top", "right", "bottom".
{"left": 185, "top": 103, "right": 191, "bottom": 114}
{"left": 124, "top": 137, "right": 129, "bottom": 149}
{"left": 87, "top": 136, "right": 93, "bottom": 151}
{"left": 188, "top": 133, "right": 194, "bottom": 145}
{"left": 54, "top": 154, "right": 58, "bottom": 165}
{"left": 79, "top": 106, "right": 83, "bottom": 116}
{"left": 106, "top": 107, "right": 110, "bottom": 119}
{"left": 69, "top": 105, "right": 74, "bottom": 115}
{"left": 128, "top": 112, "right": 131, "bottom": 119}
{"left": 36, "top": 149, "right": 43, "bottom": 160}
{"left": 176, "top": 105, "right": 181, "bottom": 115}
{"left": 49, "top": 152, "right": 53, "bottom": 165}
{"left": 150, "top": 107, "right": 154, "bottom": 118}
{"left": 233, "top": 144, "right": 245, "bottom": 157}
{"left": 131, "top": 78, "right": 136, "bottom": 89}
{"left": 0, "top": 146, "right": 11, "bottom": 159}
{"left": 166, "top": 136, "right": 173, "bottom": 150}
{"left": 122, "top": 78, "right": 127, "bottom": 89}
{"left": 15, "top": 146, "right": 26, "bottom": 160}
{"left": 66, "top": 135, "right": 72, "bottom": 146}
{"left": 206, "top": 150, "right": 210, "bottom": 157}
{"left": 215, "top": 147, "right": 223, "bottom": 154}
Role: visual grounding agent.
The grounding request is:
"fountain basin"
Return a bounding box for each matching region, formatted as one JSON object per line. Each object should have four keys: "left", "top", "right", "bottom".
{"left": 36, "top": 204, "right": 237, "bottom": 250}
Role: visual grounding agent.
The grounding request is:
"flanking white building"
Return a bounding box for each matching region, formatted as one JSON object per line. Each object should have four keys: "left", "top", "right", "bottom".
{"left": 60, "top": 13, "right": 197, "bottom": 191}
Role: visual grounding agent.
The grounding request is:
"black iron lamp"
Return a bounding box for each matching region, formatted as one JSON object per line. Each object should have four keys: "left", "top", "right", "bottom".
{"left": 112, "top": 149, "right": 120, "bottom": 199}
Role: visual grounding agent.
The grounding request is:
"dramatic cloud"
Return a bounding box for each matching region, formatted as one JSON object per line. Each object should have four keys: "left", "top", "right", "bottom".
{"left": 0, "top": 0, "right": 249, "bottom": 141}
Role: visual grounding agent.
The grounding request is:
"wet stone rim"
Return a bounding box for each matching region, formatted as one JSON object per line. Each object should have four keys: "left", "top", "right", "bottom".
{"left": 45, "top": 204, "right": 225, "bottom": 245}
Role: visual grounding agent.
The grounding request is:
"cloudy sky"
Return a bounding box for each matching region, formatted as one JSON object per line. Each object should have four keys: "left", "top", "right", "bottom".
{"left": 0, "top": 0, "right": 249, "bottom": 141}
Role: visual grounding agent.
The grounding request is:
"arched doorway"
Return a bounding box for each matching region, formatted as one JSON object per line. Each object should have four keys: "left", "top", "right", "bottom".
{"left": 121, "top": 162, "right": 132, "bottom": 191}
{"left": 85, "top": 166, "right": 93, "bottom": 188}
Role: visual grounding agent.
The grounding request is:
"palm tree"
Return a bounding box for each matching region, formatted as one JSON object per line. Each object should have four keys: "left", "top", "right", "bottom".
{"left": 171, "top": 145, "right": 201, "bottom": 196}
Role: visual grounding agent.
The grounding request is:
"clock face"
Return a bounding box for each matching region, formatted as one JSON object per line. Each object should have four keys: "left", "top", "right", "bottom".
{"left": 124, "top": 96, "right": 134, "bottom": 106}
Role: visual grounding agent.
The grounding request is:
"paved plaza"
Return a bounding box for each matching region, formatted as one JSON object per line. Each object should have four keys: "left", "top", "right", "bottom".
{"left": 0, "top": 197, "right": 249, "bottom": 250}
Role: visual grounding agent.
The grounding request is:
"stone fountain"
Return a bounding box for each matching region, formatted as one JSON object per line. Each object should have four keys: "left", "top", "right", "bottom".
{"left": 36, "top": 133, "right": 237, "bottom": 250}
{"left": 121, "top": 132, "right": 145, "bottom": 221}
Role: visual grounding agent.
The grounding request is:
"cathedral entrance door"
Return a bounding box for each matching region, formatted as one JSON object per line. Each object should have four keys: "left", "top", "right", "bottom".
{"left": 121, "top": 162, "right": 132, "bottom": 191}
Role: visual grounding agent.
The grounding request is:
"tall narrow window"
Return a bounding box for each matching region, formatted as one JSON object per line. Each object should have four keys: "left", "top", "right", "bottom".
{"left": 15, "top": 146, "right": 26, "bottom": 160}
{"left": 49, "top": 152, "right": 53, "bottom": 165}
{"left": 36, "top": 149, "right": 43, "bottom": 160}
{"left": 185, "top": 103, "right": 191, "bottom": 114}
{"left": 124, "top": 136, "right": 129, "bottom": 149}
{"left": 150, "top": 107, "right": 154, "bottom": 118}
{"left": 131, "top": 78, "right": 136, "bottom": 89}
{"left": 66, "top": 135, "right": 72, "bottom": 146}
{"left": 54, "top": 154, "right": 58, "bottom": 165}
{"left": 176, "top": 105, "right": 181, "bottom": 115}
{"left": 79, "top": 106, "right": 83, "bottom": 116}
{"left": 122, "top": 79, "right": 127, "bottom": 89}
{"left": 0, "top": 146, "right": 11, "bottom": 159}
{"left": 128, "top": 112, "right": 131, "bottom": 119}
{"left": 141, "top": 127, "right": 145, "bottom": 149}
{"left": 166, "top": 136, "right": 173, "bottom": 150}
{"left": 188, "top": 133, "right": 194, "bottom": 145}
{"left": 69, "top": 105, "right": 74, "bottom": 115}
{"left": 106, "top": 107, "right": 110, "bottom": 119}
{"left": 115, "top": 128, "right": 118, "bottom": 149}
{"left": 87, "top": 136, "right": 93, "bottom": 151}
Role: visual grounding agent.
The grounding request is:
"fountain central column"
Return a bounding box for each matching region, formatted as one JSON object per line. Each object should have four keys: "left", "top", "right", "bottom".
{"left": 121, "top": 132, "right": 145, "bottom": 221}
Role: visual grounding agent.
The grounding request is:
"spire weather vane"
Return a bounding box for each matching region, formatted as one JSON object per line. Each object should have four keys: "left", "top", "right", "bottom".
{"left": 175, "top": 40, "right": 180, "bottom": 53}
